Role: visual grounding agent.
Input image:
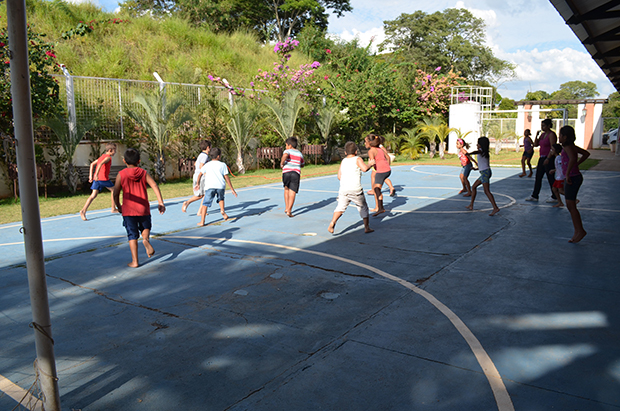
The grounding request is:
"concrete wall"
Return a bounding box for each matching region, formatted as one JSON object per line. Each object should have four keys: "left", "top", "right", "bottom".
{"left": 448, "top": 102, "right": 481, "bottom": 153}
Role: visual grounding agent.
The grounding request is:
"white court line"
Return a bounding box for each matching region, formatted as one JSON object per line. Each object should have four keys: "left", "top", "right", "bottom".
{"left": 0, "top": 374, "right": 42, "bottom": 411}
{"left": 0, "top": 235, "right": 125, "bottom": 247}
{"left": 165, "top": 235, "right": 515, "bottom": 411}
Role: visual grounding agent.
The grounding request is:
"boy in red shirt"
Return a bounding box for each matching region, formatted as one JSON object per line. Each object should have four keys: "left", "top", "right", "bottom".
{"left": 113, "top": 148, "right": 166, "bottom": 268}
{"left": 80, "top": 143, "right": 118, "bottom": 221}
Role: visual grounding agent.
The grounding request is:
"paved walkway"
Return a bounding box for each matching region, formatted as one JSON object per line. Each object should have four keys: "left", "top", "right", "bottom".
{"left": 589, "top": 148, "right": 620, "bottom": 171}
{"left": 1, "top": 164, "right": 619, "bottom": 410}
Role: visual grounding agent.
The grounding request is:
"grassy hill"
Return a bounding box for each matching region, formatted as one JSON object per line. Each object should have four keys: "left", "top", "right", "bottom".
{"left": 2, "top": 0, "right": 311, "bottom": 86}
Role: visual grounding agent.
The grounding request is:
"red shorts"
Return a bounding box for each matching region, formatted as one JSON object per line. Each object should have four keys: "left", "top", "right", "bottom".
{"left": 553, "top": 180, "right": 564, "bottom": 189}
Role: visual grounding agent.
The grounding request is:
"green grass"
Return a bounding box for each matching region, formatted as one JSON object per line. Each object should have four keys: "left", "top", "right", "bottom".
{"left": 0, "top": 151, "right": 601, "bottom": 225}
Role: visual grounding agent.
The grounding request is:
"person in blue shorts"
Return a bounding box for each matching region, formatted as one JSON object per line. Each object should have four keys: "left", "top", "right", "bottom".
{"left": 80, "top": 143, "right": 118, "bottom": 221}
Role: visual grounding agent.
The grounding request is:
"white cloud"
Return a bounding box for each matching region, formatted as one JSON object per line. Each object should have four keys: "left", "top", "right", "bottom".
{"left": 334, "top": 27, "right": 386, "bottom": 54}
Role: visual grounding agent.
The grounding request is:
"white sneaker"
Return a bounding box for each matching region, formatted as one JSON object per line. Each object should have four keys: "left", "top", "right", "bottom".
{"left": 545, "top": 197, "right": 557, "bottom": 203}
{"left": 525, "top": 196, "right": 538, "bottom": 202}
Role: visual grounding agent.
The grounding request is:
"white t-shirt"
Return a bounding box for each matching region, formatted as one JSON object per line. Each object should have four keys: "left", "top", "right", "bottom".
{"left": 200, "top": 160, "right": 228, "bottom": 189}
{"left": 339, "top": 156, "right": 363, "bottom": 195}
{"left": 477, "top": 154, "right": 490, "bottom": 171}
{"left": 194, "top": 152, "right": 210, "bottom": 175}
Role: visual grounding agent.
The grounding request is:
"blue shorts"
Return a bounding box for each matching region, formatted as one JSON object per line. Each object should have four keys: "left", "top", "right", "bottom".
{"left": 564, "top": 174, "right": 583, "bottom": 201}
{"left": 479, "top": 168, "right": 492, "bottom": 184}
{"left": 91, "top": 180, "right": 114, "bottom": 192}
{"left": 461, "top": 163, "right": 473, "bottom": 177}
{"left": 202, "top": 188, "right": 225, "bottom": 208}
{"left": 123, "top": 215, "right": 152, "bottom": 241}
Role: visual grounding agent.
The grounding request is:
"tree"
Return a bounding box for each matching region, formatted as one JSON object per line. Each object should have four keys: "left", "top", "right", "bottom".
{"left": 381, "top": 8, "right": 514, "bottom": 84}
{"left": 262, "top": 89, "right": 304, "bottom": 142}
{"left": 399, "top": 128, "right": 425, "bottom": 159}
{"left": 124, "top": 88, "right": 192, "bottom": 183}
{"left": 416, "top": 116, "right": 456, "bottom": 159}
{"left": 552, "top": 80, "right": 598, "bottom": 100}
{"left": 224, "top": 97, "right": 261, "bottom": 174}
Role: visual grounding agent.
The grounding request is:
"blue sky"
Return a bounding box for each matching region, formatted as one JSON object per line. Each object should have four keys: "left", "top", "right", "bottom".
{"left": 89, "top": 0, "right": 615, "bottom": 100}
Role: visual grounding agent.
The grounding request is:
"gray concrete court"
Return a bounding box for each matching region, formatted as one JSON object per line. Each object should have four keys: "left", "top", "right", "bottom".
{"left": 1, "top": 160, "right": 620, "bottom": 411}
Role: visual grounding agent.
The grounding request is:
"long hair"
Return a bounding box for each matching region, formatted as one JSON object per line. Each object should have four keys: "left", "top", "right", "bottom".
{"left": 477, "top": 137, "right": 490, "bottom": 158}
{"left": 559, "top": 125, "right": 576, "bottom": 146}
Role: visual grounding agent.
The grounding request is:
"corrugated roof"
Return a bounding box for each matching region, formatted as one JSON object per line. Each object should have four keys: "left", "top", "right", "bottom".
{"left": 550, "top": 0, "right": 620, "bottom": 92}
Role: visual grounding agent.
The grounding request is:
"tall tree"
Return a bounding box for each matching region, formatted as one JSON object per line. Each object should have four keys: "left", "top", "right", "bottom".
{"left": 551, "top": 80, "right": 598, "bottom": 100}
{"left": 381, "top": 8, "right": 514, "bottom": 84}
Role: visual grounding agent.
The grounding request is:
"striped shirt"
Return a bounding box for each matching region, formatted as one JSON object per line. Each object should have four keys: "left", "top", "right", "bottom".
{"left": 282, "top": 149, "right": 304, "bottom": 175}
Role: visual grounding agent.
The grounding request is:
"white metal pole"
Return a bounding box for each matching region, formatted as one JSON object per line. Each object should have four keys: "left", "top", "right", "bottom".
{"left": 6, "top": 1, "right": 61, "bottom": 410}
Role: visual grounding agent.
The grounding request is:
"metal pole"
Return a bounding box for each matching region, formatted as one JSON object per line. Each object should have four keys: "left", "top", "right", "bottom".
{"left": 6, "top": 1, "right": 61, "bottom": 410}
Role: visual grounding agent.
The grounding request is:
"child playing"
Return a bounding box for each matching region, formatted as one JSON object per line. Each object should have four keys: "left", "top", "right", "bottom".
{"left": 549, "top": 143, "right": 565, "bottom": 208}
{"left": 80, "top": 143, "right": 118, "bottom": 221}
{"left": 519, "top": 129, "right": 534, "bottom": 178}
{"left": 280, "top": 137, "right": 304, "bottom": 217}
{"left": 194, "top": 147, "right": 237, "bottom": 226}
{"left": 456, "top": 138, "right": 477, "bottom": 197}
{"left": 113, "top": 148, "right": 166, "bottom": 268}
{"left": 466, "top": 136, "right": 501, "bottom": 216}
{"left": 182, "top": 140, "right": 211, "bottom": 213}
{"left": 559, "top": 125, "right": 590, "bottom": 243}
{"left": 365, "top": 134, "right": 391, "bottom": 216}
{"left": 367, "top": 136, "right": 396, "bottom": 197}
{"left": 328, "top": 141, "right": 375, "bottom": 234}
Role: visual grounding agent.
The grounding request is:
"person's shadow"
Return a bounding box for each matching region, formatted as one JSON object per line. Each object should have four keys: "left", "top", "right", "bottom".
{"left": 292, "top": 197, "right": 336, "bottom": 217}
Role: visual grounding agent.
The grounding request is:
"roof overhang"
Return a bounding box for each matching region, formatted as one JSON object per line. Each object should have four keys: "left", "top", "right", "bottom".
{"left": 550, "top": 0, "right": 620, "bottom": 92}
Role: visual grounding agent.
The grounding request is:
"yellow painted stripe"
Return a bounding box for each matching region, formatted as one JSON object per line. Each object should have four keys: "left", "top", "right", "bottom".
{"left": 0, "top": 374, "right": 43, "bottom": 411}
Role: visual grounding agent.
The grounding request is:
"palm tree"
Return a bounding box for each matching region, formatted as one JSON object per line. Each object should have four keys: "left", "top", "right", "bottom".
{"left": 416, "top": 116, "right": 457, "bottom": 159}
{"left": 382, "top": 132, "right": 402, "bottom": 155}
{"left": 399, "top": 128, "right": 426, "bottom": 160}
{"left": 42, "top": 113, "right": 96, "bottom": 193}
{"left": 124, "top": 88, "right": 192, "bottom": 182}
{"left": 262, "top": 90, "right": 304, "bottom": 142}
{"left": 224, "top": 97, "right": 262, "bottom": 174}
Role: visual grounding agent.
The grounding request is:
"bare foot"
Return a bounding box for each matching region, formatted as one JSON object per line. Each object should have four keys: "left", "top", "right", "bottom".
{"left": 489, "top": 208, "right": 500, "bottom": 216}
{"left": 366, "top": 189, "right": 374, "bottom": 195}
{"left": 518, "top": 173, "right": 525, "bottom": 178}
{"left": 569, "top": 230, "right": 587, "bottom": 243}
{"left": 111, "top": 209, "right": 119, "bottom": 214}
{"left": 552, "top": 203, "right": 564, "bottom": 208}
{"left": 389, "top": 190, "right": 396, "bottom": 197}
{"left": 286, "top": 211, "right": 294, "bottom": 218}
{"left": 328, "top": 223, "right": 335, "bottom": 234}
{"left": 369, "top": 208, "right": 378, "bottom": 213}
{"left": 80, "top": 210, "right": 87, "bottom": 221}
{"left": 182, "top": 201, "right": 188, "bottom": 213}
{"left": 463, "top": 193, "right": 471, "bottom": 197}
{"left": 466, "top": 205, "right": 473, "bottom": 210}
{"left": 197, "top": 222, "right": 206, "bottom": 227}
{"left": 458, "top": 189, "right": 466, "bottom": 194}
{"left": 127, "top": 261, "right": 139, "bottom": 268}
{"left": 364, "top": 227, "right": 374, "bottom": 233}
{"left": 144, "top": 241, "right": 155, "bottom": 257}
{"left": 372, "top": 209, "right": 386, "bottom": 217}
{"left": 222, "top": 212, "right": 229, "bottom": 221}
{"left": 528, "top": 172, "right": 533, "bottom": 178}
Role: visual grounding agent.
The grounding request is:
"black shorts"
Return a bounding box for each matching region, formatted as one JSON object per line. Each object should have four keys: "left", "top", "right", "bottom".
{"left": 282, "top": 172, "right": 300, "bottom": 193}
{"left": 564, "top": 174, "right": 583, "bottom": 201}
{"left": 374, "top": 170, "right": 391, "bottom": 187}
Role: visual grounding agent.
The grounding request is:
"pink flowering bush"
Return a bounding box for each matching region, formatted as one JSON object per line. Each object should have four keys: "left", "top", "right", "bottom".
{"left": 412, "top": 68, "right": 464, "bottom": 116}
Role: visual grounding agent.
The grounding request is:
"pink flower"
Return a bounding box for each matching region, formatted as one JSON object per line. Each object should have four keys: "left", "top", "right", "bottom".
{"left": 45, "top": 51, "right": 56, "bottom": 58}
{"left": 326, "top": 49, "right": 331, "bottom": 54}
{"left": 435, "top": 66, "right": 441, "bottom": 71}
{"left": 324, "top": 75, "right": 329, "bottom": 80}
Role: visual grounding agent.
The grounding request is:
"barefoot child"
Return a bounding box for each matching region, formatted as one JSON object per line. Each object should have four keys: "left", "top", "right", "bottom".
{"left": 182, "top": 140, "right": 211, "bottom": 213}
{"left": 559, "top": 125, "right": 590, "bottom": 243}
{"left": 456, "top": 138, "right": 476, "bottom": 197}
{"left": 466, "top": 136, "right": 501, "bottom": 216}
{"left": 365, "top": 134, "right": 391, "bottom": 216}
{"left": 280, "top": 137, "right": 304, "bottom": 217}
{"left": 519, "top": 129, "right": 534, "bottom": 178}
{"left": 113, "top": 148, "right": 166, "bottom": 268}
{"left": 549, "top": 143, "right": 565, "bottom": 208}
{"left": 328, "top": 141, "right": 375, "bottom": 234}
{"left": 80, "top": 143, "right": 118, "bottom": 221}
{"left": 194, "top": 147, "right": 237, "bottom": 226}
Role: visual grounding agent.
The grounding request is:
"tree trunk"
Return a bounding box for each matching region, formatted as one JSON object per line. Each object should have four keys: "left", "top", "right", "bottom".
{"left": 236, "top": 149, "right": 246, "bottom": 174}
{"left": 429, "top": 142, "right": 436, "bottom": 159}
{"left": 155, "top": 156, "right": 166, "bottom": 183}
{"left": 65, "top": 162, "right": 79, "bottom": 194}
{"left": 439, "top": 142, "right": 445, "bottom": 159}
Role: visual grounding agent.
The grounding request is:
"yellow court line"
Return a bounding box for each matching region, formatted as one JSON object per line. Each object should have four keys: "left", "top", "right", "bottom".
{"left": 0, "top": 374, "right": 42, "bottom": 411}
{"left": 166, "top": 235, "right": 515, "bottom": 411}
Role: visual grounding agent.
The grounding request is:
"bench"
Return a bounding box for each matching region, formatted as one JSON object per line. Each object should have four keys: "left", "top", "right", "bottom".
{"left": 256, "top": 147, "right": 283, "bottom": 169}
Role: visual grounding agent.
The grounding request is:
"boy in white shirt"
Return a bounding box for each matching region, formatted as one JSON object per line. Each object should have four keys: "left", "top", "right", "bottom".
{"left": 194, "top": 147, "right": 237, "bottom": 226}
{"left": 328, "top": 141, "right": 375, "bottom": 234}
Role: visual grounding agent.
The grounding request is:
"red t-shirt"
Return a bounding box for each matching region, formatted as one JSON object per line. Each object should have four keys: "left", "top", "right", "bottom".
{"left": 118, "top": 167, "right": 150, "bottom": 216}
{"left": 96, "top": 154, "right": 112, "bottom": 181}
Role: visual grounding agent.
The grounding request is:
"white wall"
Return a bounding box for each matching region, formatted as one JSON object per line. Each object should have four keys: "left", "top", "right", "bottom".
{"left": 448, "top": 102, "right": 481, "bottom": 153}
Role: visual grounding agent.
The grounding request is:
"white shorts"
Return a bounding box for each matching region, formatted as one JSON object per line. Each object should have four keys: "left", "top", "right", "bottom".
{"left": 192, "top": 172, "right": 205, "bottom": 197}
{"left": 334, "top": 191, "right": 369, "bottom": 218}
